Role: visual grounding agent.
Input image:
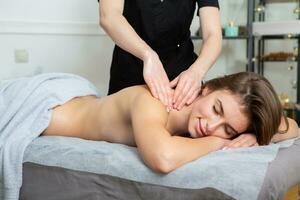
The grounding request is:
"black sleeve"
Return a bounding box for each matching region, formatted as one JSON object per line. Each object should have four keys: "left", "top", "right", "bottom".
{"left": 196, "top": 0, "right": 219, "bottom": 9}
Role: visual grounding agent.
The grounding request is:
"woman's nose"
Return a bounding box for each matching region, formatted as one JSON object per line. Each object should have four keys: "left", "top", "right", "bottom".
{"left": 206, "top": 116, "right": 224, "bottom": 133}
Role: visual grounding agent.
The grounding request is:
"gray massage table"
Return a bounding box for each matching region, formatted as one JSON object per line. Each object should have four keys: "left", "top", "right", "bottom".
{"left": 20, "top": 137, "right": 300, "bottom": 200}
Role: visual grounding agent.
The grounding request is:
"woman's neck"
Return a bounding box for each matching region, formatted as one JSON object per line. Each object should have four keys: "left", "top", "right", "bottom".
{"left": 166, "top": 105, "right": 193, "bottom": 136}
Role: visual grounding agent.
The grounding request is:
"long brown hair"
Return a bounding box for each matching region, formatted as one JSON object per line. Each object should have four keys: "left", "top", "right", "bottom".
{"left": 203, "top": 72, "right": 288, "bottom": 145}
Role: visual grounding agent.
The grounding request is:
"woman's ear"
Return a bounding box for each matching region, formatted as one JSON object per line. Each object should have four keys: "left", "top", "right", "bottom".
{"left": 201, "top": 86, "right": 210, "bottom": 96}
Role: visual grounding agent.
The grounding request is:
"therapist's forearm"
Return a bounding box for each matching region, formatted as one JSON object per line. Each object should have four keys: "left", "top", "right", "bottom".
{"left": 100, "top": 13, "right": 153, "bottom": 61}
{"left": 190, "top": 34, "right": 222, "bottom": 78}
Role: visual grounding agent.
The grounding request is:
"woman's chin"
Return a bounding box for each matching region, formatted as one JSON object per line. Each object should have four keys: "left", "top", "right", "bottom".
{"left": 189, "top": 131, "right": 198, "bottom": 138}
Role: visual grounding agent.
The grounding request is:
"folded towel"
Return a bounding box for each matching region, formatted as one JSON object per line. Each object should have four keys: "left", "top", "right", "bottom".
{"left": 24, "top": 135, "right": 297, "bottom": 200}
{"left": 0, "top": 73, "right": 99, "bottom": 200}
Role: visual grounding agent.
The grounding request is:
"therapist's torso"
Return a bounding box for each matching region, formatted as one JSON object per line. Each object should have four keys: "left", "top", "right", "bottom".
{"left": 108, "top": 0, "right": 218, "bottom": 94}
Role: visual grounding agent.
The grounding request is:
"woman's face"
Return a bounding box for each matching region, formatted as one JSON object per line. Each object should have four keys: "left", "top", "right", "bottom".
{"left": 188, "top": 89, "right": 249, "bottom": 139}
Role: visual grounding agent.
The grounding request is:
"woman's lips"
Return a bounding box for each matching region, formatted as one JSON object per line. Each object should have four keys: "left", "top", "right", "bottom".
{"left": 196, "top": 119, "right": 205, "bottom": 137}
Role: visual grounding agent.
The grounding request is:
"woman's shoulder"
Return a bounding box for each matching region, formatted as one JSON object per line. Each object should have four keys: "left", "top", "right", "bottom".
{"left": 109, "top": 85, "right": 167, "bottom": 124}
{"left": 117, "top": 85, "right": 165, "bottom": 111}
{"left": 110, "top": 85, "right": 155, "bottom": 109}
{"left": 119, "top": 85, "right": 151, "bottom": 98}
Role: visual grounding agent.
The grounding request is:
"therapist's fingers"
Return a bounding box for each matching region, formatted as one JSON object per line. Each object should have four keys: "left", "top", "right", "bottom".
{"left": 162, "top": 83, "right": 172, "bottom": 109}
{"left": 142, "top": 51, "right": 173, "bottom": 110}
{"left": 172, "top": 69, "right": 202, "bottom": 109}
{"left": 157, "top": 82, "right": 168, "bottom": 106}
{"left": 173, "top": 81, "right": 189, "bottom": 110}
{"left": 148, "top": 80, "right": 158, "bottom": 99}
{"left": 170, "top": 76, "right": 179, "bottom": 88}
{"left": 174, "top": 78, "right": 199, "bottom": 110}
{"left": 166, "top": 86, "right": 174, "bottom": 111}
{"left": 172, "top": 74, "right": 189, "bottom": 107}
{"left": 172, "top": 79, "right": 184, "bottom": 105}
{"left": 156, "top": 78, "right": 173, "bottom": 111}
{"left": 160, "top": 77, "right": 173, "bottom": 107}
{"left": 156, "top": 75, "right": 172, "bottom": 105}
{"left": 176, "top": 87, "right": 195, "bottom": 110}
{"left": 147, "top": 76, "right": 164, "bottom": 103}
{"left": 186, "top": 88, "right": 201, "bottom": 105}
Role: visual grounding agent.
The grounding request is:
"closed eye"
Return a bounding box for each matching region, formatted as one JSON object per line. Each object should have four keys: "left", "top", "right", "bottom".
{"left": 213, "top": 105, "right": 219, "bottom": 115}
{"left": 225, "top": 125, "right": 238, "bottom": 138}
{"left": 225, "top": 126, "right": 233, "bottom": 137}
{"left": 216, "top": 99, "right": 238, "bottom": 137}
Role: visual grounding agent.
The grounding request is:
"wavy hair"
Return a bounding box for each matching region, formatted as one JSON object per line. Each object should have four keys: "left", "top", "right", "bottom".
{"left": 203, "top": 72, "right": 288, "bottom": 145}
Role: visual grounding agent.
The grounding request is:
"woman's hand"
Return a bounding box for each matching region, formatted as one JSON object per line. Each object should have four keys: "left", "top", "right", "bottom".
{"left": 143, "top": 51, "right": 173, "bottom": 111}
{"left": 211, "top": 136, "right": 232, "bottom": 150}
{"left": 171, "top": 67, "right": 202, "bottom": 110}
{"left": 225, "top": 134, "right": 258, "bottom": 149}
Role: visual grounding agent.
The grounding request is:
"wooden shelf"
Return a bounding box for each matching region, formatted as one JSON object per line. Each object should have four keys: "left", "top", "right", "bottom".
{"left": 263, "top": 0, "right": 299, "bottom": 3}
{"left": 260, "top": 35, "right": 299, "bottom": 39}
{"left": 253, "top": 20, "right": 300, "bottom": 36}
{"left": 191, "top": 35, "right": 248, "bottom": 40}
{"left": 260, "top": 59, "right": 298, "bottom": 62}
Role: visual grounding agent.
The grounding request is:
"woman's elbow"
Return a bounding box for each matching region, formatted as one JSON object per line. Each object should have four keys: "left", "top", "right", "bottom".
{"left": 152, "top": 160, "right": 173, "bottom": 174}
{"left": 149, "top": 152, "right": 176, "bottom": 174}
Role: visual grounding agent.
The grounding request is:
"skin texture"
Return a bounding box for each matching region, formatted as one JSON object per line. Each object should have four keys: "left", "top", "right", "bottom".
{"left": 43, "top": 85, "right": 299, "bottom": 173}
{"left": 99, "top": 1, "right": 222, "bottom": 111}
{"left": 187, "top": 89, "right": 249, "bottom": 139}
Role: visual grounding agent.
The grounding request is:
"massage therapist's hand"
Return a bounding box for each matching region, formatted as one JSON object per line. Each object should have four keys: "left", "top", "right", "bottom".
{"left": 143, "top": 50, "right": 173, "bottom": 111}
{"left": 171, "top": 67, "right": 203, "bottom": 110}
{"left": 225, "top": 134, "right": 258, "bottom": 149}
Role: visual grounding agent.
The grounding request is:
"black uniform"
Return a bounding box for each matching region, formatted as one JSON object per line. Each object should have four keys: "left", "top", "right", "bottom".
{"left": 100, "top": 0, "right": 219, "bottom": 94}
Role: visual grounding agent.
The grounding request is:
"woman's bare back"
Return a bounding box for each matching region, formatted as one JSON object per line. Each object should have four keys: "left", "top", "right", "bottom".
{"left": 42, "top": 86, "right": 150, "bottom": 146}
{"left": 42, "top": 95, "right": 98, "bottom": 139}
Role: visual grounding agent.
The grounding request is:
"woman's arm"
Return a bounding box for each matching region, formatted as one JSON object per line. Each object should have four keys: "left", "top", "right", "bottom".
{"left": 130, "top": 93, "right": 227, "bottom": 173}
{"left": 172, "top": 7, "right": 222, "bottom": 110}
{"left": 271, "top": 117, "right": 299, "bottom": 143}
{"left": 99, "top": 0, "right": 172, "bottom": 108}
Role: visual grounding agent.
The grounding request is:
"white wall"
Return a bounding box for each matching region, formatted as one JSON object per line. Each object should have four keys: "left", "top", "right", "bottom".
{"left": 0, "top": 0, "right": 98, "bottom": 21}
{"left": 0, "top": 0, "right": 299, "bottom": 99}
{"left": 0, "top": 0, "right": 113, "bottom": 96}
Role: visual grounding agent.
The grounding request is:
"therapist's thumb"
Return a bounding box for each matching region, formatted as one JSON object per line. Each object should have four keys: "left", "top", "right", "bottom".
{"left": 170, "top": 76, "right": 179, "bottom": 88}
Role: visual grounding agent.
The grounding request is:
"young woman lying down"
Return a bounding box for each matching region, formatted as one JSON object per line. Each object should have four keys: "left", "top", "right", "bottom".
{"left": 42, "top": 72, "right": 299, "bottom": 173}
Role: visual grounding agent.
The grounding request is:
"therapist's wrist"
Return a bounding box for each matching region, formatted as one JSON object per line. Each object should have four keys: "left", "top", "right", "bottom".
{"left": 141, "top": 49, "right": 157, "bottom": 62}
{"left": 190, "top": 64, "right": 206, "bottom": 80}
